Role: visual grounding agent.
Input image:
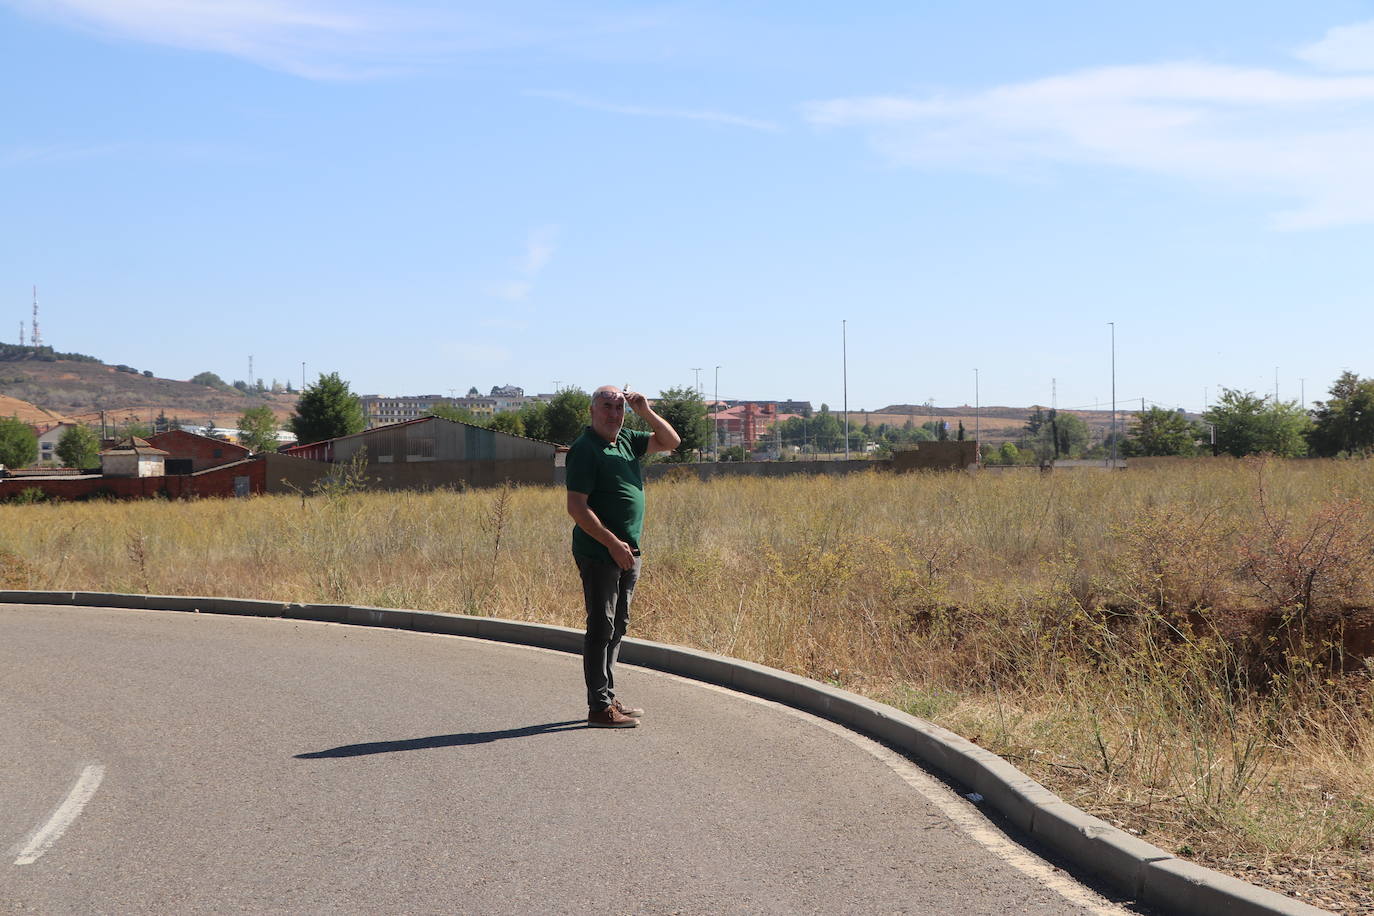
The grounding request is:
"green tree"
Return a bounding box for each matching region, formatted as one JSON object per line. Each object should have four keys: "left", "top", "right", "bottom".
{"left": 811, "top": 405, "right": 843, "bottom": 452}
{"left": 1023, "top": 407, "right": 1090, "bottom": 460}
{"left": 543, "top": 388, "right": 591, "bottom": 445}
{"left": 1307, "top": 371, "right": 1374, "bottom": 457}
{"left": 1203, "top": 389, "right": 1310, "bottom": 457}
{"left": 238, "top": 405, "right": 280, "bottom": 453}
{"left": 651, "top": 385, "right": 711, "bottom": 462}
{"left": 518, "top": 400, "right": 550, "bottom": 442}
{"left": 290, "top": 372, "right": 366, "bottom": 445}
{"left": 190, "top": 371, "right": 227, "bottom": 388}
{"left": 488, "top": 412, "right": 525, "bottom": 436}
{"left": 997, "top": 442, "right": 1021, "bottom": 465}
{"left": 55, "top": 424, "right": 100, "bottom": 468}
{"left": 0, "top": 417, "right": 38, "bottom": 469}
{"left": 1122, "top": 407, "right": 1200, "bottom": 457}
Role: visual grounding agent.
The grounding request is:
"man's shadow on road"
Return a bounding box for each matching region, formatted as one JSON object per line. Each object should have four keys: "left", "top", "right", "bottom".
{"left": 294, "top": 720, "right": 588, "bottom": 758}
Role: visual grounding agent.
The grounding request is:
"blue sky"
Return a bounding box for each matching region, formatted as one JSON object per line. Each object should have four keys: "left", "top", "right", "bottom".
{"left": 4, "top": 2, "right": 1374, "bottom": 414}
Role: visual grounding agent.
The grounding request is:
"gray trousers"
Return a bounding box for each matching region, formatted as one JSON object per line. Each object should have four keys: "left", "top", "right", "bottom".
{"left": 576, "top": 554, "right": 641, "bottom": 710}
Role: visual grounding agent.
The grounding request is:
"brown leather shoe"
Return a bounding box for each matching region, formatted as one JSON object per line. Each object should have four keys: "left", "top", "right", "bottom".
{"left": 612, "top": 698, "right": 644, "bottom": 718}
{"left": 588, "top": 705, "right": 639, "bottom": 728}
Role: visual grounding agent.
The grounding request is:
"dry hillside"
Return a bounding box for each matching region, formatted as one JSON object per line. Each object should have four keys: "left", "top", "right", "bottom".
{"left": 865, "top": 404, "right": 1127, "bottom": 446}
{"left": 0, "top": 356, "right": 298, "bottom": 428}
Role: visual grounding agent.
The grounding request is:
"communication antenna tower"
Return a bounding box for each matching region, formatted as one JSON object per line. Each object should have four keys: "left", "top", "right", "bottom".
{"left": 249, "top": 355, "right": 254, "bottom": 384}
{"left": 31, "top": 286, "right": 41, "bottom": 347}
{"left": 18, "top": 322, "right": 24, "bottom": 346}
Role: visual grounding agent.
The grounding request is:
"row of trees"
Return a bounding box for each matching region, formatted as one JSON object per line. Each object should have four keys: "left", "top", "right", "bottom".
{"left": 1124, "top": 376, "right": 1371, "bottom": 460}
{"left": 8, "top": 370, "right": 1372, "bottom": 471}
{"left": 427, "top": 385, "right": 717, "bottom": 462}
{"left": 988, "top": 371, "right": 1374, "bottom": 464}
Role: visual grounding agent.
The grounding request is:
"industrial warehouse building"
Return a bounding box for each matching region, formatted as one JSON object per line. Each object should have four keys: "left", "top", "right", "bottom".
{"left": 284, "top": 415, "right": 559, "bottom": 489}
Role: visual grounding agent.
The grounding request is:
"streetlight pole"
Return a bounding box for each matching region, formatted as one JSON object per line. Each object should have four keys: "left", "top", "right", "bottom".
{"left": 1109, "top": 321, "right": 1117, "bottom": 467}
{"left": 689, "top": 368, "right": 703, "bottom": 461}
{"left": 842, "top": 319, "right": 849, "bottom": 460}
{"left": 974, "top": 367, "right": 980, "bottom": 463}
{"left": 714, "top": 366, "right": 721, "bottom": 461}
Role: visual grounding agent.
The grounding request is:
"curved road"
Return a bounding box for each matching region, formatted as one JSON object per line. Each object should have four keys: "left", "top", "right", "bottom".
{"left": 1, "top": 604, "right": 1133, "bottom": 914}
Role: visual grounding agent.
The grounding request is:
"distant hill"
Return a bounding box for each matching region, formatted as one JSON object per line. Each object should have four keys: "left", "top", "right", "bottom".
{"left": 0, "top": 347, "right": 298, "bottom": 429}
{"left": 866, "top": 404, "right": 1133, "bottom": 445}
{"left": 0, "top": 393, "right": 72, "bottom": 427}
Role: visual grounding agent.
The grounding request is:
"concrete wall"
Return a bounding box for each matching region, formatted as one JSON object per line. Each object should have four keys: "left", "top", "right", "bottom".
{"left": 259, "top": 453, "right": 333, "bottom": 494}
{"left": 644, "top": 459, "right": 891, "bottom": 483}
{"left": 641, "top": 444, "right": 978, "bottom": 483}
{"left": 1, "top": 455, "right": 334, "bottom": 501}
{"left": 890, "top": 441, "right": 979, "bottom": 471}
{"left": 355, "top": 457, "right": 555, "bottom": 490}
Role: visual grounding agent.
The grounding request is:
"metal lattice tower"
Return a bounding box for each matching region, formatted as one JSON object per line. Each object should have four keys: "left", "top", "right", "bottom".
{"left": 31, "top": 286, "right": 41, "bottom": 347}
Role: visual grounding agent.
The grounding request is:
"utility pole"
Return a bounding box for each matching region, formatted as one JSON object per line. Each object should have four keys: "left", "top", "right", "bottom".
{"left": 1109, "top": 322, "right": 1117, "bottom": 467}
{"left": 691, "top": 368, "right": 702, "bottom": 397}
{"left": 842, "top": 319, "right": 849, "bottom": 460}
{"left": 1300, "top": 378, "right": 1306, "bottom": 411}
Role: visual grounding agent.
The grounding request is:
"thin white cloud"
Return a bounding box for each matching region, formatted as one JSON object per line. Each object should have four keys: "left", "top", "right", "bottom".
{"left": 528, "top": 90, "right": 779, "bottom": 131}
{"left": 1297, "top": 20, "right": 1374, "bottom": 72}
{"left": 0, "top": 1, "right": 667, "bottom": 80}
{"left": 493, "top": 225, "right": 559, "bottom": 302}
{"left": 803, "top": 54, "right": 1374, "bottom": 230}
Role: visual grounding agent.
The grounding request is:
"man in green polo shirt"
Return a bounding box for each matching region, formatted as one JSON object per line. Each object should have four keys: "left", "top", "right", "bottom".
{"left": 566, "top": 384, "right": 681, "bottom": 728}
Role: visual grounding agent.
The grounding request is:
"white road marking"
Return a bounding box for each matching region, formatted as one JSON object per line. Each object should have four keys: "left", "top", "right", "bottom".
{"left": 13, "top": 764, "right": 105, "bottom": 866}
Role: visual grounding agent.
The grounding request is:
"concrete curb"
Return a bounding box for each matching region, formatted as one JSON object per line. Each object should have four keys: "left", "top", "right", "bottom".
{"left": 0, "top": 590, "right": 1331, "bottom": 916}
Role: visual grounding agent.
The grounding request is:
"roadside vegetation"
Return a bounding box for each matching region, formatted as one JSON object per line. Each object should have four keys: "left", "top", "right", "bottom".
{"left": 1, "top": 459, "right": 1370, "bottom": 908}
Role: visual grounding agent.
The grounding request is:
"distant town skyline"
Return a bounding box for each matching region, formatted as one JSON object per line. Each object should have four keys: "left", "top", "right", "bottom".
{"left": 5, "top": 2, "right": 1374, "bottom": 414}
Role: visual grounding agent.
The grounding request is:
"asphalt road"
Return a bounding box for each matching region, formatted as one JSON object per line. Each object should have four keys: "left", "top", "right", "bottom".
{"left": 1, "top": 604, "right": 1132, "bottom": 915}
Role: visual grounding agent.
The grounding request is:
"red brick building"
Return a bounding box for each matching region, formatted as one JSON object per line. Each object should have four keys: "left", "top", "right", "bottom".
{"left": 0, "top": 453, "right": 331, "bottom": 502}
{"left": 147, "top": 429, "right": 251, "bottom": 474}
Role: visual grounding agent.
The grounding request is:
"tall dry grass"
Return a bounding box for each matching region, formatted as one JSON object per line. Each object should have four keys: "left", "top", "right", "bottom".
{"left": 2, "top": 458, "right": 1371, "bottom": 903}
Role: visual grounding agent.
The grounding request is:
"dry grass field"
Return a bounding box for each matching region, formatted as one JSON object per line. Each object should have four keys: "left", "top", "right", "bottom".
{"left": 2, "top": 459, "right": 1370, "bottom": 910}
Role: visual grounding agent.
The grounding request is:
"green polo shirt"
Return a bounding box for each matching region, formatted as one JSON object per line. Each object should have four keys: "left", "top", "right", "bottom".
{"left": 567, "top": 425, "right": 652, "bottom": 563}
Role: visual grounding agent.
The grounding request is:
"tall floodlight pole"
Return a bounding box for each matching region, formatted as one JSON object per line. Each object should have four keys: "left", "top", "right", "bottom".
{"left": 842, "top": 319, "right": 849, "bottom": 460}
{"left": 714, "top": 366, "right": 721, "bottom": 461}
{"left": 1109, "top": 322, "right": 1117, "bottom": 466}
{"left": 974, "top": 367, "right": 980, "bottom": 462}
{"left": 689, "top": 368, "right": 703, "bottom": 461}
{"left": 1300, "top": 378, "right": 1306, "bottom": 411}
